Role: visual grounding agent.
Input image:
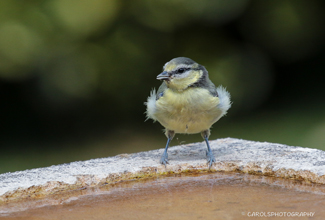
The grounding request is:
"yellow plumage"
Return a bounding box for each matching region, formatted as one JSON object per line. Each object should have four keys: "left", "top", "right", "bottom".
{"left": 155, "top": 87, "right": 221, "bottom": 134}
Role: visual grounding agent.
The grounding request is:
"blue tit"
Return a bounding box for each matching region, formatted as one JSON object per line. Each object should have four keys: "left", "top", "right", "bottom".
{"left": 145, "top": 57, "right": 231, "bottom": 168}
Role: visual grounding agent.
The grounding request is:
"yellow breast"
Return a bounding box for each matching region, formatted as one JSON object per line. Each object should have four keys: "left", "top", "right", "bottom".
{"left": 154, "top": 88, "right": 222, "bottom": 134}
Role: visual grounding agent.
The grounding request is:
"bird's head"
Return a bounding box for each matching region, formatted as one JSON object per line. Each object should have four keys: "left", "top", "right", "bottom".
{"left": 157, "top": 57, "right": 206, "bottom": 91}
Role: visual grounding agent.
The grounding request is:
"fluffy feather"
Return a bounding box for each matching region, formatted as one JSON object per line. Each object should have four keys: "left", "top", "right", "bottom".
{"left": 145, "top": 89, "right": 157, "bottom": 121}
{"left": 216, "top": 86, "right": 232, "bottom": 117}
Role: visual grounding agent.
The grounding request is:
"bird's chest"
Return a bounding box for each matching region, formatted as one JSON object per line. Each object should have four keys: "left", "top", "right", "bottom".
{"left": 155, "top": 88, "right": 220, "bottom": 133}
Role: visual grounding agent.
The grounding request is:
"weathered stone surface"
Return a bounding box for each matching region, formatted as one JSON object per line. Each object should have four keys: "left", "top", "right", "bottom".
{"left": 1, "top": 138, "right": 325, "bottom": 203}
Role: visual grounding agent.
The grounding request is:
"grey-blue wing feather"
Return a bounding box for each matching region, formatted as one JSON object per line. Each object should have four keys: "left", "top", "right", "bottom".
{"left": 206, "top": 79, "right": 218, "bottom": 97}
{"left": 188, "top": 67, "right": 218, "bottom": 97}
{"left": 156, "top": 82, "right": 167, "bottom": 100}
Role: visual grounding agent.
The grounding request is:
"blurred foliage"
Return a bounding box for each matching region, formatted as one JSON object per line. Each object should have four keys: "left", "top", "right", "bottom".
{"left": 1, "top": 0, "right": 325, "bottom": 173}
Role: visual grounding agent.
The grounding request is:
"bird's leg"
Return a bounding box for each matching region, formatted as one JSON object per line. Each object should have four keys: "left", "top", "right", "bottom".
{"left": 160, "top": 130, "right": 175, "bottom": 167}
{"left": 201, "top": 130, "right": 216, "bottom": 169}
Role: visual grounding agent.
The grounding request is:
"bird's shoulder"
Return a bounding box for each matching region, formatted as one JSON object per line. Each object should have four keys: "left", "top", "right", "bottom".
{"left": 190, "top": 76, "right": 218, "bottom": 97}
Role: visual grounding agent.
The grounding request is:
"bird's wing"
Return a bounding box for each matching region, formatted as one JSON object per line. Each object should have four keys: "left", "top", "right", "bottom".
{"left": 156, "top": 82, "right": 167, "bottom": 100}
{"left": 193, "top": 77, "right": 218, "bottom": 97}
{"left": 205, "top": 79, "right": 218, "bottom": 97}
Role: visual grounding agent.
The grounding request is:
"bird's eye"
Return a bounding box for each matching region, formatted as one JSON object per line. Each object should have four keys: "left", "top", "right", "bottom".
{"left": 177, "top": 68, "right": 185, "bottom": 73}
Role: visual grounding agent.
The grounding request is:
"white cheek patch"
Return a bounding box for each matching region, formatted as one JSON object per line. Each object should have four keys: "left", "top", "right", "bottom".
{"left": 176, "top": 70, "right": 192, "bottom": 79}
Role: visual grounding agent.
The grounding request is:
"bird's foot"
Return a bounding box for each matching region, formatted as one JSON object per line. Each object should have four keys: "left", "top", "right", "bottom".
{"left": 160, "top": 152, "right": 169, "bottom": 167}
{"left": 206, "top": 150, "right": 216, "bottom": 169}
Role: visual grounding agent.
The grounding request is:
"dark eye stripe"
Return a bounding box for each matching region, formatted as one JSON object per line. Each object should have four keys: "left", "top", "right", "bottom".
{"left": 174, "top": 68, "right": 191, "bottom": 74}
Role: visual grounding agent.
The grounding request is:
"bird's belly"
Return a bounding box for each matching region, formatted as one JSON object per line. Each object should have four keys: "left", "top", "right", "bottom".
{"left": 154, "top": 88, "right": 222, "bottom": 134}
{"left": 161, "top": 114, "right": 216, "bottom": 134}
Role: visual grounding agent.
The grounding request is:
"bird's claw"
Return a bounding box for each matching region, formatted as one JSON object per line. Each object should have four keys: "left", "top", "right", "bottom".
{"left": 160, "top": 152, "right": 169, "bottom": 167}
{"left": 206, "top": 150, "right": 216, "bottom": 169}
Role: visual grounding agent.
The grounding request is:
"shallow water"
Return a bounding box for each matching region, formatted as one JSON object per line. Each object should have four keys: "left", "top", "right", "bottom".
{"left": 1, "top": 172, "right": 325, "bottom": 220}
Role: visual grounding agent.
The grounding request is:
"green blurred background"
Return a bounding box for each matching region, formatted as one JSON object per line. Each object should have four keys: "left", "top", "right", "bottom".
{"left": 1, "top": 0, "right": 325, "bottom": 174}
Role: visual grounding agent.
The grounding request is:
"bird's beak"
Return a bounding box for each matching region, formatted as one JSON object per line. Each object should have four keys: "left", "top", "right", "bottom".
{"left": 157, "top": 71, "right": 170, "bottom": 81}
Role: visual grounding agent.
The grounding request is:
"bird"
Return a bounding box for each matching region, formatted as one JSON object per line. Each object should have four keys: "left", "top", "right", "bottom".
{"left": 145, "top": 57, "right": 231, "bottom": 168}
